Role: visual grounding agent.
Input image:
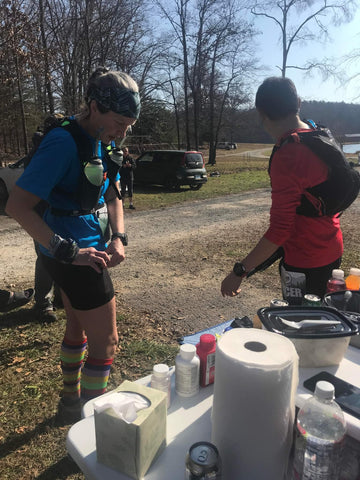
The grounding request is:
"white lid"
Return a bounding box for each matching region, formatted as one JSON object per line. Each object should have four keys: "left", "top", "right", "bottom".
{"left": 349, "top": 267, "right": 360, "bottom": 276}
{"left": 315, "top": 380, "right": 335, "bottom": 400}
{"left": 332, "top": 269, "right": 344, "bottom": 280}
{"left": 152, "top": 363, "right": 169, "bottom": 377}
{"left": 180, "top": 343, "right": 196, "bottom": 360}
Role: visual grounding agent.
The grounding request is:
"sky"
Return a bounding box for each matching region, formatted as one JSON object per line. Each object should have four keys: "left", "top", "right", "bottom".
{"left": 251, "top": 5, "right": 360, "bottom": 104}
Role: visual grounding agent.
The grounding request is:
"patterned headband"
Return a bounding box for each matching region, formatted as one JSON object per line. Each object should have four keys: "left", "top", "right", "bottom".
{"left": 89, "top": 87, "right": 141, "bottom": 119}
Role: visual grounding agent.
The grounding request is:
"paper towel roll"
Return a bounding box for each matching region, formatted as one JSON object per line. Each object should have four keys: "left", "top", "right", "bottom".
{"left": 211, "top": 328, "right": 298, "bottom": 480}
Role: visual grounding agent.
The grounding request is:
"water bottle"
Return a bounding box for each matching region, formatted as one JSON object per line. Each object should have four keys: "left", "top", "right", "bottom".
{"left": 109, "top": 140, "right": 123, "bottom": 166}
{"left": 150, "top": 363, "right": 171, "bottom": 408}
{"left": 326, "top": 269, "right": 346, "bottom": 293}
{"left": 345, "top": 268, "right": 360, "bottom": 291}
{"left": 293, "top": 380, "right": 346, "bottom": 480}
{"left": 84, "top": 140, "right": 104, "bottom": 186}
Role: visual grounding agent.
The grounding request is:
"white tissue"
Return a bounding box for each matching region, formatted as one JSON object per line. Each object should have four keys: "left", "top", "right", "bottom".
{"left": 94, "top": 391, "right": 150, "bottom": 423}
{"left": 211, "top": 328, "right": 298, "bottom": 480}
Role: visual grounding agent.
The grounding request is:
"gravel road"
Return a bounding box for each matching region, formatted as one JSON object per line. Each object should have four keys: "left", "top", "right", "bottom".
{"left": 1, "top": 189, "right": 359, "bottom": 336}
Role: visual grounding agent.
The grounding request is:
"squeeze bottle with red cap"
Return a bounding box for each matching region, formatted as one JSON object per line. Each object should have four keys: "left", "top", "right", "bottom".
{"left": 196, "top": 334, "right": 216, "bottom": 387}
{"left": 345, "top": 268, "right": 360, "bottom": 290}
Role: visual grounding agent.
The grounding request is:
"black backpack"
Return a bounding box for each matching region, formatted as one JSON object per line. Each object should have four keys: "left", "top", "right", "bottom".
{"left": 24, "top": 117, "right": 121, "bottom": 214}
{"left": 269, "top": 124, "right": 360, "bottom": 217}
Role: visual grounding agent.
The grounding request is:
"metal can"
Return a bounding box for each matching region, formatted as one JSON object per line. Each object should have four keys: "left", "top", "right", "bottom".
{"left": 270, "top": 298, "right": 289, "bottom": 308}
{"left": 302, "top": 294, "right": 322, "bottom": 307}
{"left": 185, "top": 442, "right": 222, "bottom": 479}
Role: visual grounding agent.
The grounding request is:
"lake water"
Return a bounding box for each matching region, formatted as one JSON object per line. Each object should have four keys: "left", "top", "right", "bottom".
{"left": 342, "top": 143, "right": 360, "bottom": 154}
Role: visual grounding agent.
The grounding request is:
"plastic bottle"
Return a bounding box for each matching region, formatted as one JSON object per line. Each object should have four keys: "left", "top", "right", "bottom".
{"left": 175, "top": 344, "right": 200, "bottom": 397}
{"left": 292, "top": 380, "right": 346, "bottom": 480}
{"left": 326, "top": 269, "right": 346, "bottom": 293}
{"left": 150, "top": 363, "right": 171, "bottom": 408}
{"left": 196, "top": 334, "right": 216, "bottom": 387}
{"left": 84, "top": 140, "right": 104, "bottom": 186}
{"left": 109, "top": 140, "right": 123, "bottom": 166}
{"left": 345, "top": 268, "right": 360, "bottom": 290}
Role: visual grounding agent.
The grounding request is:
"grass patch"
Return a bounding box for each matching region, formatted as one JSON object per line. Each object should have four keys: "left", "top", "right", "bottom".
{"left": 132, "top": 149, "right": 271, "bottom": 211}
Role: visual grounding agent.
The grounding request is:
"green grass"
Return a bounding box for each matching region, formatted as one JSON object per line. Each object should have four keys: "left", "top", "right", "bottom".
{"left": 132, "top": 150, "right": 271, "bottom": 211}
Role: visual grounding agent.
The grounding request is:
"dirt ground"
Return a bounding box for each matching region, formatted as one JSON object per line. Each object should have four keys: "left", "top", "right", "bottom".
{"left": 1, "top": 189, "right": 359, "bottom": 338}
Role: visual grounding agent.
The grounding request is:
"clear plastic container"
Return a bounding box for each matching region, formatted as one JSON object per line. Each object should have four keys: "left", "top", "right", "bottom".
{"left": 196, "top": 334, "right": 216, "bottom": 387}
{"left": 326, "top": 269, "right": 346, "bottom": 293}
{"left": 150, "top": 363, "right": 171, "bottom": 408}
{"left": 345, "top": 268, "right": 360, "bottom": 290}
{"left": 293, "top": 380, "right": 346, "bottom": 479}
{"left": 175, "top": 344, "right": 200, "bottom": 397}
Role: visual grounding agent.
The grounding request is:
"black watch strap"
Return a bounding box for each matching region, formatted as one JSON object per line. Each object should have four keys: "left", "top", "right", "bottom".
{"left": 233, "top": 262, "right": 247, "bottom": 277}
{"left": 111, "top": 232, "right": 128, "bottom": 246}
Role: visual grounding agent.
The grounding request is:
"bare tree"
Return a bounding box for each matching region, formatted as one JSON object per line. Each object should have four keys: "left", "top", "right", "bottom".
{"left": 251, "top": 0, "right": 356, "bottom": 77}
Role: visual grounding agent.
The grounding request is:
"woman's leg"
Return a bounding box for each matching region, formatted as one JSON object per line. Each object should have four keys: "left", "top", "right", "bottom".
{"left": 61, "top": 291, "right": 118, "bottom": 402}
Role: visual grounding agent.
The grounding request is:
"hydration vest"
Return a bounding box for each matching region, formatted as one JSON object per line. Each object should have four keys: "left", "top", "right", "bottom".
{"left": 269, "top": 122, "right": 360, "bottom": 217}
{"left": 27, "top": 117, "right": 121, "bottom": 215}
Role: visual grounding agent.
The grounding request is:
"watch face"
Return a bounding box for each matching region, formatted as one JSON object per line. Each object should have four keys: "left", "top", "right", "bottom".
{"left": 233, "top": 262, "right": 246, "bottom": 277}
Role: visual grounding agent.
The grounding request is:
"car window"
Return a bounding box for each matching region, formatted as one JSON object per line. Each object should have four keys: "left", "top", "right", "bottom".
{"left": 138, "top": 153, "right": 154, "bottom": 164}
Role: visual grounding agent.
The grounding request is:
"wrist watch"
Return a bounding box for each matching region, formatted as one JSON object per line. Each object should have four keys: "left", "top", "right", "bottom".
{"left": 233, "top": 262, "right": 247, "bottom": 277}
{"left": 111, "top": 232, "right": 128, "bottom": 246}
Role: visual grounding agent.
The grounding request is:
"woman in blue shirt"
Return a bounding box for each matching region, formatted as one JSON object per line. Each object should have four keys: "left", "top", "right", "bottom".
{"left": 6, "top": 67, "right": 140, "bottom": 417}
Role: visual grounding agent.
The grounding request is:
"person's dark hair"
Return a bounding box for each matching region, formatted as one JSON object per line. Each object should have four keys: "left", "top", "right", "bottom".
{"left": 83, "top": 66, "right": 140, "bottom": 118}
{"left": 255, "top": 77, "right": 299, "bottom": 121}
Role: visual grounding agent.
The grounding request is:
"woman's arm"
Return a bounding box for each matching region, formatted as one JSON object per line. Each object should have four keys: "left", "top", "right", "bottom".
{"left": 105, "top": 182, "right": 126, "bottom": 268}
{"left": 221, "top": 236, "right": 280, "bottom": 297}
{"left": 6, "top": 186, "right": 54, "bottom": 248}
{"left": 6, "top": 185, "right": 110, "bottom": 272}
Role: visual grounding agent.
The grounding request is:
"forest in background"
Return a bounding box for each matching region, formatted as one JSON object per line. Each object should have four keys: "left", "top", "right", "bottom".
{"left": 0, "top": 0, "right": 359, "bottom": 161}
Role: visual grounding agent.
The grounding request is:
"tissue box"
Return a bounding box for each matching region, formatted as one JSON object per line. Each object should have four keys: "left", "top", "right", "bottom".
{"left": 94, "top": 380, "right": 167, "bottom": 480}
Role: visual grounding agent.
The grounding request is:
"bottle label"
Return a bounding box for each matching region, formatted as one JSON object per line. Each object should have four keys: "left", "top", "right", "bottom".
{"left": 175, "top": 363, "right": 199, "bottom": 396}
{"left": 205, "top": 353, "right": 216, "bottom": 385}
{"left": 293, "top": 423, "right": 344, "bottom": 480}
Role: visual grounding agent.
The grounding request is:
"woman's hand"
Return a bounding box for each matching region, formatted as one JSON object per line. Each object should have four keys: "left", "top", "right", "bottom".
{"left": 105, "top": 238, "right": 126, "bottom": 268}
{"left": 221, "top": 271, "right": 243, "bottom": 297}
{"left": 72, "top": 247, "right": 111, "bottom": 273}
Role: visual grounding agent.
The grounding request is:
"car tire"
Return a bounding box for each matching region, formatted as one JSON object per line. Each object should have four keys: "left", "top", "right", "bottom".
{"left": 190, "top": 184, "right": 202, "bottom": 190}
{"left": 165, "top": 177, "right": 180, "bottom": 191}
{"left": 0, "top": 179, "right": 9, "bottom": 202}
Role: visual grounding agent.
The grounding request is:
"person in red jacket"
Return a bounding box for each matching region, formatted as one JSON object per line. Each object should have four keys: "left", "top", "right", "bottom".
{"left": 221, "top": 77, "right": 343, "bottom": 304}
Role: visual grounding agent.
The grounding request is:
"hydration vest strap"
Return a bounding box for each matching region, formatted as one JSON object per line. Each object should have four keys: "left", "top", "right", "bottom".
{"left": 50, "top": 203, "right": 105, "bottom": 217}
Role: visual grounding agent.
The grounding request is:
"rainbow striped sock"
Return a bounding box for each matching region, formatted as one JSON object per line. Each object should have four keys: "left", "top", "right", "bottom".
{"left": 81, "top": 357, "right": 113, "bottom": 401}
{"left": 60, "top": 337, "right": 87, "bottom": 400}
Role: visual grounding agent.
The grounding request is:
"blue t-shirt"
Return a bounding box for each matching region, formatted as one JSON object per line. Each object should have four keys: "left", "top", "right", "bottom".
{"left": 16, "top": 121, "right": 119, "bottom": 256}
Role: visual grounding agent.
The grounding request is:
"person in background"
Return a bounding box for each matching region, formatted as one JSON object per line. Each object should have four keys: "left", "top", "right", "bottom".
{"left": 0, "top": 288, "right": 34, "bottom": 313}
{"left": 6, "top": 67, "right": 140, "bottom": 418}
{"left": 120, "top": 146, "right": 136, "bottom": 209}
{"left": 221, "top": 77, "right": 343, "bottom": 303}
{"left": 24, "top": 114, "right": 65, "bottom": 323}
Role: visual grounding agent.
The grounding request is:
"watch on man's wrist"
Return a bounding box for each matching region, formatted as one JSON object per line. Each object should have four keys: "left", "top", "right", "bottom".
{"left": 233, "top": 262, "right": 247, "bottom": 278}
{"left": 111, "top": 232, "right": 128, "bottom": 246}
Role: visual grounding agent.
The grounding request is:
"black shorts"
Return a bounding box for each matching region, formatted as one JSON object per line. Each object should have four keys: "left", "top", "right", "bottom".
{"left": 120, "top": 178, "right": 134, "bottom": 197}
{"left": 40, "top": 253, "right": 114, "bottom": 310}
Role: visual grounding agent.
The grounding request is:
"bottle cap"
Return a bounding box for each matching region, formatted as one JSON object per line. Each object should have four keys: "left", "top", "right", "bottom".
{"left": 332, "top": 269, "right": 344, "bottom": 280}
{"left": 152, "top": 363, "right": 169, "bottom": 377}
{"left": 199, "top": 334, "right": 216, "bottom": 350}
{"left": 315, "top": 380, "right": 335, "bottom": 400}
{"left": 349, "top": 268, "right": 360, "bottom": 276}
{"left": 180, "top": 344, "right": 196, "bottom": 360}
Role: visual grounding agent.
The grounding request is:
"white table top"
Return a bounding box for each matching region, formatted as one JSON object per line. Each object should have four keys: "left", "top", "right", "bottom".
{"left": 66, "top": 346, "right": 360, "bottom": 480}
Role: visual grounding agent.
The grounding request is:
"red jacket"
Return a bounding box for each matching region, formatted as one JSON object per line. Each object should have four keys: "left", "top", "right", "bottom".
{"left": 264, "top": 128, "right": 343, "bottom": 268}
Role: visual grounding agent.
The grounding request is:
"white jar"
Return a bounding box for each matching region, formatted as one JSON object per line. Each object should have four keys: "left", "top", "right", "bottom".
{"left": 175, "top": 344, "right": 200, "bottom": 397}
{"left": 150, "top": 363, "right": 171, "bottom": 408}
